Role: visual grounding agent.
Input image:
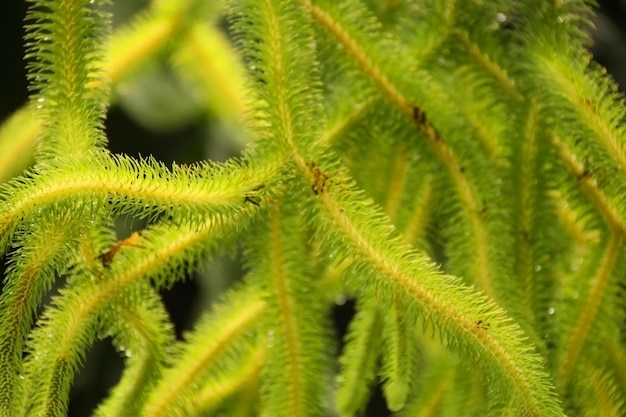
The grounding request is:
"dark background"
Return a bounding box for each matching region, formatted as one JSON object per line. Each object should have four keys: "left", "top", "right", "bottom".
{"left": 1, "top": 1, "right": 625, "bottom": 416}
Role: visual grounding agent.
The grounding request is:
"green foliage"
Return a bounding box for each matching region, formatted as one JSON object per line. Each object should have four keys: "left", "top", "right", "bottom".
{"left": 1, "top": 0, "right": 625, "bottom": 416}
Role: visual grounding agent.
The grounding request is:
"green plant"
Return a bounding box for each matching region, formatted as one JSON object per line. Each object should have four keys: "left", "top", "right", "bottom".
{"left": 1, "top": 0, "right": 625, "bottom": 416}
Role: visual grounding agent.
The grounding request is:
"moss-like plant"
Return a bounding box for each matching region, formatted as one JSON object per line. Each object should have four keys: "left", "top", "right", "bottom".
{"left": 1, "top": 0, "right": 625, "bottom": 416}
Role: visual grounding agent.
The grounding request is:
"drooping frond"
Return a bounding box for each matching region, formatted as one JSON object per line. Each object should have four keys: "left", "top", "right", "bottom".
{"left": 17, "top": 208, "right": 260, "bottom": 416}
{"left": 0, "top": 207, "right": 95, "bottom": 417}
{"left": 140, "top": 285, "right": 263, "bottom": 417}
{"left": 18, "top": 282, "right": 101, "bottom": 417}
{"left": 538, "top": 54, "right": 626, "bottom": 409}
{"left": 94, "top": 283, "right": 175, "bottom": 417}
{"left": 335, "top": 297, "right": 383, "bottom": 417}
{"left": 304, "top": 0, "right": 508, "bottom": 309}
{"left": 514, "top": 1, "right": 626, "bottom": 237}
{"left": 501, "top": 100, "right": 560, "bottom": 348}
{"left": 379, "top": 295, "right": 420, "bottom": 411}
{"left": 300, "top": 156, "right": 563, "bottom": 416}
{"left": 226, "top": 0, "right": 564, "bottom": 414}
{"left": 245, "top": 203, "right": 332, "bottom": 417}
{"left": 181, "top": 345, "right": 265, "bottom": 417}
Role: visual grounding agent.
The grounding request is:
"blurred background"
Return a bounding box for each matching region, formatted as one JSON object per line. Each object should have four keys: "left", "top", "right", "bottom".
{"left": 0, "top": 1, "right": 625, "bottom": 415}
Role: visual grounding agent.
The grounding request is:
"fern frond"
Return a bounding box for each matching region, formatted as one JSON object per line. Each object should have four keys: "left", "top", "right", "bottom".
{"left": 533, "top": 55, "right": 626, "bottom": 174}
{"left": 94, "top": 283, "right": 174, "bottom": 417}
{"left": 451, "top": 29, "right": 522, "bottom": 102}
{"left": 391, "top": 0, "right": 457, "bottom": 64}
{"left": 3, "top": 0, "right": 626, "bottom": 415}
{"left": 556, "top": 231, "right": 624, "bottom": 388}
{"left": 227, "top": 0, "right": 563, "bottom": 413}
{"left": 333, "top": 105, "right": 430, "bottom": 213}
{"left": 18, "top": 282, "right": 102, "bottom": 417}
{"left": 607, "top": 343, "right": 626, "bottom": 398}
{"left": 515, "top": 3, "right": 626, "bottom": 241}
{"left": 505, "top": 101, "right": 560, "bottom": 341}
{"left": 245, "top": 204, "right": 332, "bottom": 417}
{"left": 225, "top": 0, "right": 324, "bottom": 155}
{"left": 380, "top": 295, "right": 420, "bottom": 411}
{"left": 306, "top": 0, "right": 503, "bottom": 304}
{"left": 0, "top": 207, "right": 94, "bottom": 416}
{"left": 348, "top": 119, "right": 436, "bottom": 248}
{"left": 568, "top": 357, "right": 626, "bottom": 417}
{"left": 305, "top": 0, "right": 413, "bottom": 118}
{"left": 515, "top": 0, "right": 597, "bottom": 49}
{"left": 18, "top": 208, "right": 258, "bottom": 416}
{"left": 586, "top": 367, "right": 625, "bottom": 417}
{"left": 140, "top": 285, "right": 263, "bottom": 417}
{"left": 335, "top": 297, "right": 383, "bottom": 417}
{"left": 308, "top": 162, "right": 563, "bottom": 415}
{"left": 401, "top": 181, "right": 435, "bottom": 247}
{"left": 0, "top": 151, "right": 282, "bottom": 253}
{"left": 24, "top": 0, "right": 110, "bottom": 162}
{"left": 182, "top": 345, "right": 265, "bottom": 417}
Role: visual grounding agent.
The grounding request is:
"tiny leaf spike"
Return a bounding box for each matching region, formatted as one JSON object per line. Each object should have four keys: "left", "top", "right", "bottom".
{"left": 0, "top": 0, "right": 625, "bottom": 416}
